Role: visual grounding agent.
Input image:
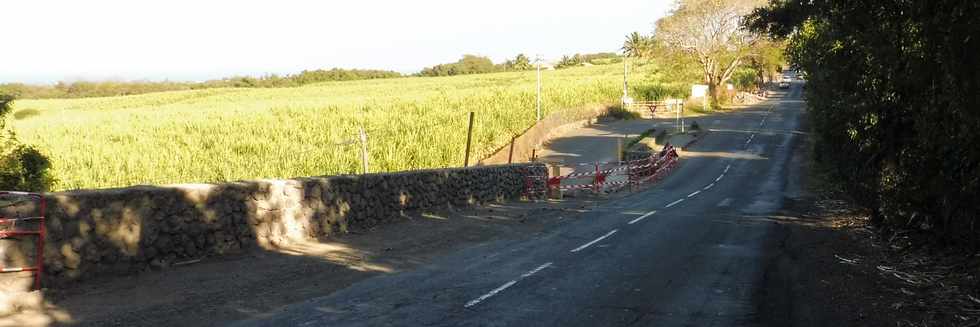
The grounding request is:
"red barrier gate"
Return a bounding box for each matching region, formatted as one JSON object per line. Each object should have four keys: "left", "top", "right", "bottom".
{"left": 0, "top": 191, "right": 46, "bottom": 291}
{"left": 524, "top": 143, "right": 680, "bottom": 196}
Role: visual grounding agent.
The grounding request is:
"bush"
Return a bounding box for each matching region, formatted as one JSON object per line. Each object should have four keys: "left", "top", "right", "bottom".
{"left": 12, "top": 108, "right": 39, "bottom": 120}
{"left": 749, "top": 1, "right": 980, "bottom": 245}
{"left": 0, "top": 94, "right": 53, "bottom": 192}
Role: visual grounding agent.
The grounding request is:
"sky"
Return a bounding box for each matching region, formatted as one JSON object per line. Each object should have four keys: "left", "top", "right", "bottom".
{"left": 1, "top": 0, "right": 672, "bottom": 84}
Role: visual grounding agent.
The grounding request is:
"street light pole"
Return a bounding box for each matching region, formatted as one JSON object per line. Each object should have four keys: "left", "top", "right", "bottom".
{"left": 623, "top": 55, "right": 629, "bottom": 100}
{"left": 536, "top": 55, "right": 542, "bottom": 121}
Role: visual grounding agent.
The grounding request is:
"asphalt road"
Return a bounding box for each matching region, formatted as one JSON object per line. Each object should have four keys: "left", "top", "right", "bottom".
{"left": 234, "top": 82, "right": 807, "bottom": 327}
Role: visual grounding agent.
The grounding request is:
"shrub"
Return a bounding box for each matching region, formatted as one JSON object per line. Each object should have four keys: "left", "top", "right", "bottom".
{"left": 0, "top": 94, "right": 53, "bottom": 192}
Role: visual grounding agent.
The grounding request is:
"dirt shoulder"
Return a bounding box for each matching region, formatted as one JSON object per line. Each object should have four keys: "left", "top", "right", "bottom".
{"left": 757, "top": 153, "right": 980, "bottom": 326}
{"left": 1, "top": 195, "right": 618, "bottom": 327}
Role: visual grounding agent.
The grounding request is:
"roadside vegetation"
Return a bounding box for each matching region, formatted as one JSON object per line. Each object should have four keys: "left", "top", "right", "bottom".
{"left": 11, "top": 63, "right": 687, "bottom": 191}
{"left": 748, "top": 0, "right": 980, "bottom": 247}
{"left": 0, "top": 95, "right": 53, "bottom": 191}
{"left": 417, "top": 52, "right": 621, "bottom": 77}
{"left": 0, "top": 68, "right": 403, "bottom": 100}
{"left": 622, "top": 0, "right": 785, "bottom": 109}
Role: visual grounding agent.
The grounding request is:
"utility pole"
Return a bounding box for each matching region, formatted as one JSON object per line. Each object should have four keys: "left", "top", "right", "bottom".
{"left": 536, "top": 55, "right": 542, "bottom": 121}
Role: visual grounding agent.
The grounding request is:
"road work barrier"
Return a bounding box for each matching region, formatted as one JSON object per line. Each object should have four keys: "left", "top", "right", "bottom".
{"left": 525, "top": 144, "right": 679, "bottom": 197}
{"left": 0, "top": 163, "right": 546, "bottom": 297}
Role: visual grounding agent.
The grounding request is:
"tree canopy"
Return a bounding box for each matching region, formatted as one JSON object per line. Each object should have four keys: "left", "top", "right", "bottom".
{"left": 747, "top": 0, "right": 980, "bottom": 245}
{"left": 654, "top": 0, "right": 768, "bottom": 107}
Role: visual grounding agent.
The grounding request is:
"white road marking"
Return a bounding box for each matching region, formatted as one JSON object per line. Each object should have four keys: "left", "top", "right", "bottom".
{"left": 724, "top": 165, "right": 731, "bottom": 173}
{"left": 665, "top": 199, "right": 685, "bottom": 208}
{"left": 464, "top": 262, "right": 553, "bottom": 308}
{"left": 570, "top": 230, "right": 618, "bottom": 253}
{"left": 703, "top": 183, "right": 715, "bottom": 190}
{"left": 520, "top": 262, "right": 553, "bottom": 278}
{"left": 628, "top": 210, "right": 657, "bottom": 224}
{"left": 465, "top": 280, "right": 517, "bottom": 308}
{"left": 718, "top": 198, "right": 733, "bottom": 207}
{"left": 715, "top": 174, "right": 724, "bottom": 182}
{"left": 687, "top": 190, "right": 701, "bottom": 198}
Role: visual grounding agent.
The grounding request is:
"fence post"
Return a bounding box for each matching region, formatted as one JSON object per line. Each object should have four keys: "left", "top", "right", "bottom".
{"left": 358, "top": 127, "right": 369, "bottom": 174}
{"left": 463, "top": 111, "right": 475, "bottom": 167}
{"left": 508, "top": 136, "right": 516, "bottom": 164}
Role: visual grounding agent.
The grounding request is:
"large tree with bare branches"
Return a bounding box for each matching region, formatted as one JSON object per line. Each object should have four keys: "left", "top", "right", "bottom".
{"left": 654, "top": 0, "right": 764, "bottom": 108}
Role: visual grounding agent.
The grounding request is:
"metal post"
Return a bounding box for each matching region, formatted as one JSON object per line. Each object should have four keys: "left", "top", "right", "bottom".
{"left": 627, "top": 160, "right": 633, "bottom": 192}
{"left": 593, "top": 163, "right": 600, "bottom": 193}
{"left": 675, "top": 101, "right": 680, "bottom": 133}
{"left": 464, "top": 111, "right": 475, "bottom": 167}
{"left": 507, "top": 136, "right": 516, "bottom": 164}
{"left": 358, "top": 128, "right": 369, "bottom": 174}
{"left": 623, "top": 55, "right": 629, "bottom": 100}
{"left": 617, "top": 137, "right": 623, "bottom": 163}
{"left": 536, "top": 56, "right": 542, "bottom": 121}
{"left": 680, "top": 101, "right": 685, "bottom": 133}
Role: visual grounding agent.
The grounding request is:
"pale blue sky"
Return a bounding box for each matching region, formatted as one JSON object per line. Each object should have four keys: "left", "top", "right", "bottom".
{"left": 1, "top": 0, "right": 672, "bottom": 84}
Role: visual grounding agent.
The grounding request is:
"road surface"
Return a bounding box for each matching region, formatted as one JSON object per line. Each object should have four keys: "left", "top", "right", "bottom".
{"left": 235, "top": 82, "right": 807, "bottom": 326}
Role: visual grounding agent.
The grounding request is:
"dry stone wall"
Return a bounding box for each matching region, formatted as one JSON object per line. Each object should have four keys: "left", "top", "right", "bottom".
{"left": 0, "top": 163, "right": 545, "bottom": 290}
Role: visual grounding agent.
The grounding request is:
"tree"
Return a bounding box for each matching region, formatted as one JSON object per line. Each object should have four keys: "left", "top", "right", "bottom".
{"left": 747, "top": 0, "right": 980, "bottom": 244}
{"left": 419, "top": 55, "right": 498, "bottom": 76}
{"left": 512, "top": 54, "right": 532, "bottom": 71}
{"left": 654, "top": 0, "right": 764, "bottom": 108}
{"left": 622, "top": 31, "right": 653, "bottom": 58}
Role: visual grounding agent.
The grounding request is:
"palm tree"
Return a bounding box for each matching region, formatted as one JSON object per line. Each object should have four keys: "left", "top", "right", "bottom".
{"left": 622, "top": 32, "right": 651, "bottom": 58}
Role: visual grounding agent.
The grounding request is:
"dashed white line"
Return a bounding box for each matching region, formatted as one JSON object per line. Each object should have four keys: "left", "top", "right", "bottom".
{"left": 687, "top": 190, "right": 701, "bottom": 198}
{"left": 665, "top": 199, "right": 685, "bottom": 208}
{"left": 715, "top": 174, "right": 724, "bottom": 182}
{"left": 464, "top": 262, "right": 553, "bottom": 308}
{"left": 465, "top": 280, "right": 517, "bottom": 308}
{"left": 703, "top": 183, "right": 715, "bottom": 190}
{"left": 724, "top": 164, "right": 731, "bottom": 173}
{"left": 628, "top": 210, "right": 657, "bottom": 225}
{"left": 520, "top": 262, "right": 553, "bottom": 278}
{"left": 570, "top": 230, "right": 618, "bottom": 253}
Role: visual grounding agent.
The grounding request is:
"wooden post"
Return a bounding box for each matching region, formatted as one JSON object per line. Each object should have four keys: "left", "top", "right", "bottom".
{"left": 507, "top": 136, "right": 515, "bottom": 164}
{"left": 463, "top": 112, "right": 475, "bottom": 167}
{"left": 531, "top": 149, "right": 536, "bottom": 162}
{"left": 358, "top": 127, "right": 369, "bottom": 174}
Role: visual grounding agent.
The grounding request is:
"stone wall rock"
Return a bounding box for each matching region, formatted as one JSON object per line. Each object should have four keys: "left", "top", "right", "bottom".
{"left": 0, "top": 163, "right": 546, "bottom": 290}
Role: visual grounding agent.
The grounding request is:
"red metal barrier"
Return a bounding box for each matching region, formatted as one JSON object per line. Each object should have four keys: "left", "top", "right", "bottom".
{"left": 525, "top": 143, "right": 680, "bottom": 195}
{"left": 0, "top": 191, "right": 45, "bottom": 291}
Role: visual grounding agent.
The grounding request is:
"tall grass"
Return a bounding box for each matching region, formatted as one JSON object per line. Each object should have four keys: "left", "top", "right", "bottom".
{"left": 12, "top": 64, "right": 665, "bottom": 191}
